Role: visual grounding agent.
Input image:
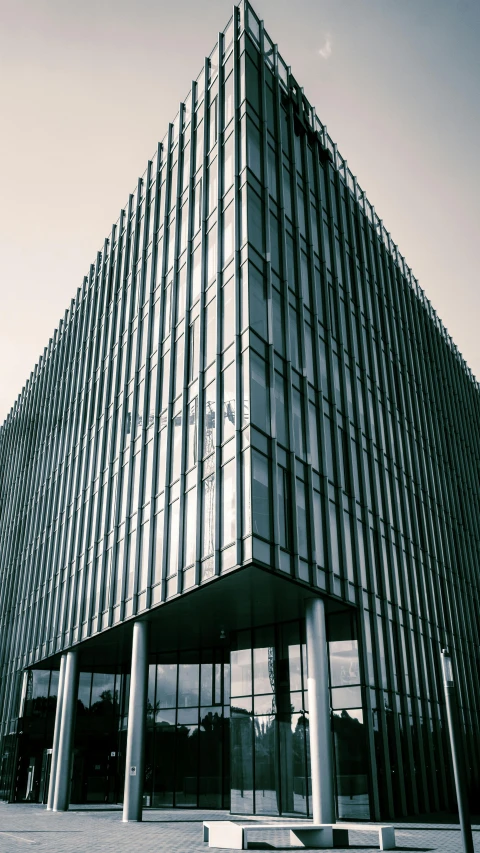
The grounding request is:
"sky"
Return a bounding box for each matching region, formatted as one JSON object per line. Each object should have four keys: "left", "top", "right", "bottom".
{"left": 1, "top": 0, "right": 479, "bottom": 424}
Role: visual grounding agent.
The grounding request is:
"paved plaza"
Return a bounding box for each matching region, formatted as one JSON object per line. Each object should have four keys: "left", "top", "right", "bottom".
{"left": 0, "top": 804, "right": 478, "bottom": 853}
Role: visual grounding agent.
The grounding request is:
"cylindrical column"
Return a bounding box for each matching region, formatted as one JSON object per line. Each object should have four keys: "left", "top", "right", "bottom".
{"left": 305, "top": 596, "right": 335, "bottom": 824}
{"left": 123, "top": 620, "right": 149, "bottom": 822}
{"left": 47, "top": 654, "right": 67, "bottom": 810}
{"left": 53, "top": 650, "right": 79, "bottom": 811}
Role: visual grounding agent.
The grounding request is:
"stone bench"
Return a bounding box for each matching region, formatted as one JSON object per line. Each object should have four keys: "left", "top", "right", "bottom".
{"left": 203, "top": 819, "right": 395, "bottom": 850}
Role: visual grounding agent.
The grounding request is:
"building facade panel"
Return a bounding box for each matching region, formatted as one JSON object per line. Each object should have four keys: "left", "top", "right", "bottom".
{"left": 0, "top": 0, "right": 479, "bottom": 820}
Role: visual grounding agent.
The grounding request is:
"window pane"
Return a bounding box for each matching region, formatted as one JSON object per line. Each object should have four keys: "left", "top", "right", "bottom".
{"left": 187, "top": 397, "right": 198, "bottom": 470}
{"left": 202, "top": 473, "right": 215, "bottom": 556}
{"left": 222, "top": 278, "right": 235, "bottom": 349}
{"left": 249, "top": 265, "right": 267, "bottom": 340}
{"left": 252, "top": 451, "right": 270, "bottom": 540}
{"left": 184, "top": 487, "right": 197, "bottom": 567}
{"left": 168, "top": 499, "right": 179, "bottom": 576}
{"left": 204, "top": 381, "right": 216, "bottom": 457}
{"left": 251, "top": 355, "right": 269, "bottom": 434}
{"left": 205, "top": 298, "right": 217, "bottom": 367}
{"left": 178, "top": 663, "right": 199, "bottom": 707}
{"left": 222, "top": 459, "right": 236, "bottom": 547}
{"left": 222, "top": 363, "right": 236, "bottom": 442}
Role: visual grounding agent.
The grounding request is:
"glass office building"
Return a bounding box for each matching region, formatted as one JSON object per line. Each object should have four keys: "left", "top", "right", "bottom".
{"left": 0, "top": 1, "right": 479, "bottom": 822}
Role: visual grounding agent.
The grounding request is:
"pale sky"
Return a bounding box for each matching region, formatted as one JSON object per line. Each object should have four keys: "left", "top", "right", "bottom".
{"left": 1, "top": 0, "right": 479, "bottom": 424}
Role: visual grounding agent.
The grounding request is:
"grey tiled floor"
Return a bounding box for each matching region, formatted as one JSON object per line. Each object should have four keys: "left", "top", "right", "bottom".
{"left": 0, "top": 804, "right": 478, "bottom": 853}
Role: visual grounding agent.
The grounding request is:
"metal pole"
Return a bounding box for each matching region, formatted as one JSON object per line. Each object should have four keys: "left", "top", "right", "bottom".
{"left": 47, "top": 654, "right": 67, "bottom": 810}
{"left": 441, "top": 649, "right": 474, "bottom": 853}
{"left": 305, "top": 597, "right": 335, "bottom": 824}
{"left": 53, "top": 650, "right": 79, "bottom": 811}
{"left": 123, "top": 620, "right": 149, "bottom": 822}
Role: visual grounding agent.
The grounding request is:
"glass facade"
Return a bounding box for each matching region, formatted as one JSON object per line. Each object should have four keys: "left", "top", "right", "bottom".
{"left": 0, "top": 0, "right": 479, "bottom": 820}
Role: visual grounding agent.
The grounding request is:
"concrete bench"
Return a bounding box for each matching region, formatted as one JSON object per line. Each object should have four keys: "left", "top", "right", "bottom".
{"left": 203, "top": 819, "right": 395, "bottom": 850}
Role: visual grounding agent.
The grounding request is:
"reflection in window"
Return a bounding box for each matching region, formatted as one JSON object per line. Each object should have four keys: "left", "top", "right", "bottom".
{"left": 224, "top": 73, "right": 234, "bottom": 127}
{"left": 332, "top": 709, "right": 370, "bottom": 819}
{"left": 184, "top": 487, "right": 197, "bottom": 567}
{"left": 202, "top": 473, "right": 215, "bottom": 557}
{"left": 292, "top": 389, "right": 305, "bottom": 458}
{"left": 223, "top": 203, "right": 235, "bottom": 265}
{"left": 170, "top": 408, "right": 182, "bottom": 483}
{"left": 222, "top": 459, "right": 236, "bottom": 547}
{"left": 278, "top": 467, "right": 291, "bottom": 551}
{"left": 274, "top": 373, "right": 288, "bottom": 447}
{"left": 205, "top": 298, "right": 217, "bottom": 367}
{"left": 222, "top": 363, "right": 236, "bottom": 442}
{"left": 252, "top": 451, "right": 270, "bottom": 540}
{"left": 247, "top": 187, "right": 264, "bottom": 254}
{"left": 296, "top": 479, "right": 308, "bottom": 560}
{"left": 222, "top": 278, "right": 235, "bottom": 349}
{"left": 223, "top": 132, "right": 234, "bottom": 192}
{"left": 250, "top": 353, "right": 269, "bottom": 434}
{"left": 249, "top": 264, "right": 268, "bottom": 340}
{"left": 231, "top": 648, "right": 252, "bottom": 697}
{"left": 178, "top": 663, "right": 199, "bottom": 708}
{"left": 313, "top": 491, "right": 325, "bottom": 567}
{"left": 186, "top": 397, "right": 198, "bottom": 470}
{"left": 188, "top": 314, "right": 200, "bottom": 382}
{"left": 168, "top": 500, "right": 179, "bottom": 577}
{"left": 203, "top": 381, "right": 216, "bottom": 457}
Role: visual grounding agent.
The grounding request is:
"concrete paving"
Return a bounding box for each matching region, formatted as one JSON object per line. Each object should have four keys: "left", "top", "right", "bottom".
{"left": 0, "top": 803, "right": 478, "bottom": 853}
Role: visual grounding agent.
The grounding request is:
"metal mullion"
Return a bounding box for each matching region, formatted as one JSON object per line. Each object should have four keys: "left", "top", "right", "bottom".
{"left": 38, "top": 315, "right": 81, "bottom": 654}
{"left": 346, "top": 186, "right": 397, "bottom": 816}
{"left": 60, "top": 248, "right": 108, "bottom": 634}
{"left": 213, "top": 32, "right": 224, "bottom": 580}
{"left": 388, "top": 280, "right": 435, "bottom": 808}
{"left": 176, "top": 90, "right": 197, "bottom": 594}
{"left": 35, "top": 296, "right": 83, "bottom": 650}
{"left": 286, "top": 87, "right": 318, "bottom": 585}
{"left": 432, "top": 325, "right": 480, "bottom": 774}
{"left": 87, "top": 225, "right": 122, "bottom": 632}
{"left": 271, "top": 46, "right": 300, "bottom": 581}
{"left": 124, "top": 174, "right": 154, "bottom": 614}
{"left": 116, "top": 181, "right": 145, "bottom": 617}
{"left": 363, "top": 215, "right": 421, "bottom": 815}
{"left": 63, "top": 258, "right": 104, "bottom": 645}
{"left": 105, "top": 195, "right": 137, "bottom": 621}
{"left": 0, "top": 375, "right": 38, "bottom": 700}
{"left": 81, "top": 237, "right": 119, "bottom": 633}
{"left": 161, "top": 120, "right": 184, "bottom": 598}
{"left": 313, "top": 149, "right": 347, "bottom": 598}
{"left": 133, "top": 160, "right": 161, "bottom": 611}
{"left": 100, "top": 209, "right": 132, "bottom": 623}
{"left": 380, "top": 244, "right": 452, "bottom": 792}
{"left": 59, "top": 277, "right": 102, "bottom": 646}
{"left": 42, "top": 310, "right": 83, "bottom": 652}
{"left": 0, "top": 380, "right": 36, "bottom": 627}
{"left": 307, "top": 116, "right": 342, "bottom": 597}
{"left": 193, "top": 60, "right": 211, "bottom": 586}
{"left": 155, "top": 124, "right": 176, "bottom": 602}
{"left": 258, "top": 22, "right": 281, "bottom": 574}
{"left": 21, "top": 334, "right": 67, "bottom": 660}
{"left": 324, "top": 158, "right": 360, "bottom": 600}
{"left": 142, "top": 143, "right": 167, "bottom": 607}
{"left": 17, "top": 343, "right": 62, "bottom": 664}
{"left": 301, "top": 112, "right": 330, "bottom": 586}
{"left": 232, "top": 5, "right": 243, "bottom": 571}
{"left": 143, "top": 140, "right": 171, "bottom": 606}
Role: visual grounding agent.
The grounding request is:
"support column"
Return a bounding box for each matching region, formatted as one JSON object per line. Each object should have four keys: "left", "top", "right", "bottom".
{"left": 305, "top": 597, "right": 335, "bottom": 824}
{"left": 47, "top": 654, "right": 67, "bottom": 810}
{"left": 53, "top": 650, "right": 79, "bottom": 811}
{"left": 123, "top": 620, "right": 149, "bottom": 822}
